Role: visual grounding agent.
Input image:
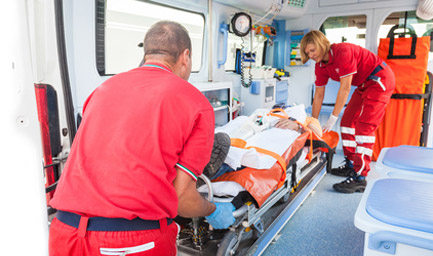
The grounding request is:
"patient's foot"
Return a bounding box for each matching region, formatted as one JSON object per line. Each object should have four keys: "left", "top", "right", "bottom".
{"left": 329, "top": 157, "right": 356, "bottom": 177}
{"left": 203, "top": 132, "right": 231, "bottom": 178}
{"left": 332, "top": 176, "right": 366, "bottom": 193}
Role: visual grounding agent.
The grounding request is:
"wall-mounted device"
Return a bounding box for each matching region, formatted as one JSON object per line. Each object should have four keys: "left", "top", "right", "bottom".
{"left": 231, "top": 12, "right": 252, "bottom": 37}
{"left": 230, "top": 12, "right": 253, "bottom": 88}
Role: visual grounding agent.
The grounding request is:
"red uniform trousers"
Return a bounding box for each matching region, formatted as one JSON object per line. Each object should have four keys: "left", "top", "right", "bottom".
{"left": 340, "top": 64, "right": 395, "bottom": 176}
{"left": 49, "top": 216, "right": 179, "bottom": 256}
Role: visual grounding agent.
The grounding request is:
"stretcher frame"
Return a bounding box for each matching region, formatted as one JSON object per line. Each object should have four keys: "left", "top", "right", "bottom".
{"left": 177, "top": 132, "right": 334, "bottom": 256}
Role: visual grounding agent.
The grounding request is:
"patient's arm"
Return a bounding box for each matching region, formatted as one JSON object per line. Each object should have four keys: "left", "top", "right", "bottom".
{"left": 274, "top": 119, "right": 300, "bottom": 131}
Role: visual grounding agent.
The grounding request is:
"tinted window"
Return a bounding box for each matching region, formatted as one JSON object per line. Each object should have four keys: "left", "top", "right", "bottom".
{"left": 320, "top": 15, "right": 367, "bottom": 47}
{"left": 100, "top": 0, "right": 205, "bottom": 75}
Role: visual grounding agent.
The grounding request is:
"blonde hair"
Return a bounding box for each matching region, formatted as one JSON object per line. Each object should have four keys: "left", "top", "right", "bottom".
{"left": 300, "top": 30, "right": 330, "bottom": 64}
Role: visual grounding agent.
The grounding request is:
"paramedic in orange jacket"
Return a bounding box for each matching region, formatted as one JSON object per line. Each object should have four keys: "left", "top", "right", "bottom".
{"left": 300, "top": 30, "right": 395, "bottom": 193}
{"left": 49, "top": 21, "right": 235, "bottom": 256}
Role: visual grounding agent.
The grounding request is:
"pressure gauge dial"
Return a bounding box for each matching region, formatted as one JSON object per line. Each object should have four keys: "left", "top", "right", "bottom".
{"left": 231, "top": 12, "right": 252, "bottom": 37}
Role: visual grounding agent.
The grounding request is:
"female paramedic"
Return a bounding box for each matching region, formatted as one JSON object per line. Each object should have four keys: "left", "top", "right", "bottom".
{"left": 300, "top": 30, "right": 395, "bottom": 193}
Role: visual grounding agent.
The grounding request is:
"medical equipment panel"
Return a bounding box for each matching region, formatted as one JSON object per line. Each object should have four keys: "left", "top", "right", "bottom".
{"left": 240, "top": 79, "right": 276, "bottom": 116}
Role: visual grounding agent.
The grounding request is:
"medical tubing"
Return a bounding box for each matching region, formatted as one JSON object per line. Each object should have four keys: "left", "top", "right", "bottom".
{"left": 240, "top": 37, "right": 252, "bottom": 88}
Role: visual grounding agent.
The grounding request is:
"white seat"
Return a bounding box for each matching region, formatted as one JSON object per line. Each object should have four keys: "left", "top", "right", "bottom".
{"left": 355, "top": 178, "right": 433, "bottom": 256}
{"left": 375, "top": 145, "right": 433, "bottom": 181}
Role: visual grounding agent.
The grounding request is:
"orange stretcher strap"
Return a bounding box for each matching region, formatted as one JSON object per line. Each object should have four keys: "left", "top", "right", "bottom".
{"left": 296, "top": 120, "right": 313, "bottom": 162}
{"left": 230, "top": 138, "right": 286, "bottom": 172}
{"left": 230, "top": 138, "right": 247, "bottom": 148}
{"left": 267, "top": 108, "right": 314, "bottom": 161}
{"left": 246, "top": 146, "right": 286, "bottom": 174}
{"left": 268, "top": 108, "right": 289, "bottom": 119}
{"left": 230, "top": 138, "right": 287, "bottom": 187}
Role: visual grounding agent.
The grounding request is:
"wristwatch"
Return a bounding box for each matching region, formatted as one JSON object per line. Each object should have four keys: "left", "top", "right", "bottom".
{"left": 289, "top": 117, "right": 303, "bottom": 132}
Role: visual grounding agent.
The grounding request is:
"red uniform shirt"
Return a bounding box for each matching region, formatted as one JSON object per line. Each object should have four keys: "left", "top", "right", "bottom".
{"left": 51, "top": 63, "right": 215, "bottom": 220}
{"left": 315, "top": 43, "right": 383, "bottom": 87}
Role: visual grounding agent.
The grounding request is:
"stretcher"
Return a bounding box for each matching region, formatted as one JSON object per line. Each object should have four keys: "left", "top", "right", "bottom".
{"left": 355, "top": 146, "right": 433, "bottom": 256}
{"left": 177, "top": 106, "right": 339, "bottom": 256}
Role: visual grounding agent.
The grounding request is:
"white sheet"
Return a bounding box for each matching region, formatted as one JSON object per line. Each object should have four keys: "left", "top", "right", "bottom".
{"left": 199, "top": 147, "right": 309, "bottom": 199}
{"left": 215, "top": 105, "right": 307, "bottom": 170}
{"left": 197, "top": 181, "right": 246, "bottom": 197}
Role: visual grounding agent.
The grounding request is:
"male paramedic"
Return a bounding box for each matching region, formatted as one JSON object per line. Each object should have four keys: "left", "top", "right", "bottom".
{"left": 300, "top": 30, "right": 395, "bottom": 193}
{"left": 49, "top": 21, "right": 235, "bottom": 255}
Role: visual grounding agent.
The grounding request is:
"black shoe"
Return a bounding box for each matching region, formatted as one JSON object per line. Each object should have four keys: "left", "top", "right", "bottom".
{"left": 330, "top": 157, "right": 356, "bottom": 177}
{"left": 332, "top": 176, "right": 367, "bottom": 193}
{"left": 203, "top": 132, "right": 231, "bottom": 178}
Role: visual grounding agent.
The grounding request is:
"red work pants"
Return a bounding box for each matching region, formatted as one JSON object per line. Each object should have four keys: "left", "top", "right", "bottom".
{"left": 49, "top": 217, "right": 179, "bottom": 256}
{"left": 340, "top": 66, "right": 395, "bottom": 176}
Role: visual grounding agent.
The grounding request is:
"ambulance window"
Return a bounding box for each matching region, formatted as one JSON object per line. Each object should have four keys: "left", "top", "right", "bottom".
{"left": 97, "top": 0, "right": 205, "bottom": 75}
{"left": 320, "top": 15, "right": 367, "bottom": 47}
{"left": 378, "top": 11, "right": 433, "bottom": 61}
{"left": 225, "top": 33, "right": 266, "bottom": 71}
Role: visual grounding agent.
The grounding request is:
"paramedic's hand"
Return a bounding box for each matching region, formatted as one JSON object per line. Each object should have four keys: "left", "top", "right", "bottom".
{"left": 323, "top": 114, "right": 338, "bottom": 132}
{"left": 205, "top": 202, "right": 235, "bottom": 229}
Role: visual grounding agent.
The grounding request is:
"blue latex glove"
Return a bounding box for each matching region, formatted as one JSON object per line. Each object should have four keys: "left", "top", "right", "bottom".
{"left": 205, "top": 202, "right": 235, "bottom": 229}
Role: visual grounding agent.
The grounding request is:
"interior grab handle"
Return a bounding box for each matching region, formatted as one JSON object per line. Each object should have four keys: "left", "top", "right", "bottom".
{"left": 218, "top": 23, "right": 229, "bottom": 68}
{"left": 369, "top": 231, "right": 433, "bottom": 254}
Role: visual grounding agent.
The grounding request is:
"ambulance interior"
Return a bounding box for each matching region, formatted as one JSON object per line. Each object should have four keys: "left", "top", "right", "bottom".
{"left": 9, "top": 0, "right": 433, "bottom": 255}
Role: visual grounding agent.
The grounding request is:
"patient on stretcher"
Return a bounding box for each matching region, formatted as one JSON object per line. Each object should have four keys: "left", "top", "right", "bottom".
{"left": 202, "top": 104, "right": 322, "bottom": 180}
{"left": 196, "top": 104, "right": 327, "bottom": 211}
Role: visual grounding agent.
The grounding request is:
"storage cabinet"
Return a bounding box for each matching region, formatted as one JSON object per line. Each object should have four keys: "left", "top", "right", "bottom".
{"left": 240, "top": 79, "right": 276, "bottom": 116}
{"left": 193, "top": 82, "right": 233, "bottom": 127}
{"left": 275, "top": 78, "right": 289, "bottom": 105}
{"left": 286, "top": 29, "right": 309, "bottom": 66}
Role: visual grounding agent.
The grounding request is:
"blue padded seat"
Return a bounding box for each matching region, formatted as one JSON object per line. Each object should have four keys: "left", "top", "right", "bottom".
{"left": 383, "top": 146, "right": 433, "bottom": 174}
{"left": 366, "top": 179, "right": 433, "bottom": 234}
{"left": 306, "top": 80, "right": 356, "bottom": 116}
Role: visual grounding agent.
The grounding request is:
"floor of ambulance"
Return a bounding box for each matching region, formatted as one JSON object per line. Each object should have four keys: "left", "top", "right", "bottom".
{"left": 262, "top": 150, "right": 378, "bottom": 256}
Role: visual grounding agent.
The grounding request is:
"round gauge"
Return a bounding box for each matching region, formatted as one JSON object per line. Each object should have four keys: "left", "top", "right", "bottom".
{"left": 231, "top": 12, "right": 252, "bottom": 37}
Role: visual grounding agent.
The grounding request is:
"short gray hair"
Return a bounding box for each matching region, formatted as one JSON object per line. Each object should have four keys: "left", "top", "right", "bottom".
{"left": 143, "top": 21, "right": 191, "bottom": 63}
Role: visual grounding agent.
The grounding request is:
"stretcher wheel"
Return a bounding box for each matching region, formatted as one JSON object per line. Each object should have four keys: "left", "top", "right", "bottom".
{"left": 216, "top": 231, "right": 238, "bottom": 256}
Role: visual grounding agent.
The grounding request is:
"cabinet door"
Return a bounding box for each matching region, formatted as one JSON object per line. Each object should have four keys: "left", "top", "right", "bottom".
{"left": 201, "top": 86, "right": 232, "bottom": 126}
{"left": 275, "top": 80, "right": 289, "bottom": 105}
